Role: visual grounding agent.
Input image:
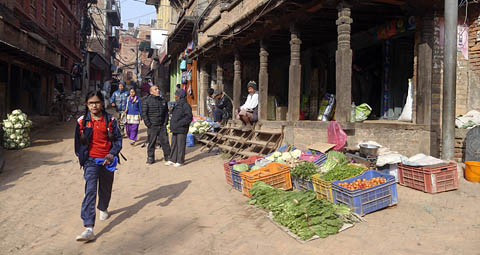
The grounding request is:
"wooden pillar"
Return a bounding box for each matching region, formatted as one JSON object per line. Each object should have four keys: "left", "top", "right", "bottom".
{"left": 216, "top": 58, "right": 223, "bottom": 92}
{"left": 6, "top": 63, "right": 11, "bottom": 116}
{"left": 335, "top": 4, "right": 353, "bottom": 122}
{"left": 233, "top": 51, "right": 242, "bottom": 115}
{"left": 416, "top": 15, "right": 433, "bottom": 126}
{"left": 259, "top": 41, "right": 269, "bottom": 121}
{"left": 199, "top": 63, "right": 209, "bottom": 116}
{"left": 288, "top": 25, "right": 302, "bottom": 121}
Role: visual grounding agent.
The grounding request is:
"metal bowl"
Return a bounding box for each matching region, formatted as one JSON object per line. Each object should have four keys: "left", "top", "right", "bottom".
{"left": 359, "top": 144, "right": 379, "bottom": 156}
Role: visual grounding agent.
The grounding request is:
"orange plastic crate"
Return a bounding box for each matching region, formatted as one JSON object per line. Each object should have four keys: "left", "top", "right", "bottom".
{"left": 398, "top": 163, "right": 458, "bottom": 194}
{"left": 240, "top": 163, "right": 292, "bottom": 197}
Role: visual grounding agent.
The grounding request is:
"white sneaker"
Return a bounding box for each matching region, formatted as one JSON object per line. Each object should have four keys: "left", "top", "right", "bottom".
{"left": 99, "top": 210, "right": 109, "bottom": 221}
{"left": 165, "top": 161, "right": 174, "bottom": 166}
{"left": 76, "top": 228, "right": 95, "bottom": 242}
{"left": 173, "top": 163, "right": 182, "bottom": 168}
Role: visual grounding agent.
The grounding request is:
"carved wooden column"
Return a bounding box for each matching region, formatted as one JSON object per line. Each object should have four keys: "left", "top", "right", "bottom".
{"left": 417, "top": 14, "right": 434, "bottom": 126}
{"left": 259, "top": 41, "right": 269, "bottom": 121}
{"left": 216, "top": 58, "right": 224, "bottom": 92}
{"left": 233, "top": 51, "right": 242, "bottom": 115}
{"left": 335, "top": 4, "right": 353, "bottom": 122}
{"left": 288, "top": 25, "right": 302, "bottom": 121}
{"left": 199, "top": 63, "right": 210, "bottom": 116}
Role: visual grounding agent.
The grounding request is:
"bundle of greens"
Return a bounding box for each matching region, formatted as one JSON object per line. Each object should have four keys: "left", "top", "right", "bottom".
{"left": 291, "top": 161, "right": 318, "bottom": 181}
{"left": 319, "top": 151, "right": 347, "bottom": 173}
{"left": 320, "top": 162, "right": 364, "bottom": 182}
{"left": 249, "top": 182, "right": 354, "bottom": 240}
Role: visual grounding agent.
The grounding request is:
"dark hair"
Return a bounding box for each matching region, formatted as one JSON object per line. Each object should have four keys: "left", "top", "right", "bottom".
{"left": 207, "top": 88, "right": 214, "bottom": 96}
{"left": 129, "top": 88, "right": 136, "bottom": 94}
{"left": 176, "top": 84, "right": 181, "bottom": 89}
{"left": 80, "top": 91, "right": 114, "bottom": 144}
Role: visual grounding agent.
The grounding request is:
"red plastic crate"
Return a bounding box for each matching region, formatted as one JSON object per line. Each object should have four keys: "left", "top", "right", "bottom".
{"left": 223, "top": 156, "right": 263, "bottom": 186}
{"left": 223, "top": 162, "right": 233, "bottom": 185}
{"left": 398, "top": 163, "right": 458, "bottom": 194}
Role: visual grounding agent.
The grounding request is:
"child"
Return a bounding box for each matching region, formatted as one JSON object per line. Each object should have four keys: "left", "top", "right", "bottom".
{"left": 74, "top": 91, "right": 122, "bottom": 242}
{"left": 125, "top": 88, "right": 142, "bottom": 145}
{"left": 165, "top": 89, "right": 193, "bottom": 167}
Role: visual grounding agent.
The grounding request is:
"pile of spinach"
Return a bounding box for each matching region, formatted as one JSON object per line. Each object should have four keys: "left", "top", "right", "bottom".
{"left": 249, "top": 182, "right": 352, "bottom": 240}
{"left": 291, "top": 162, "right": 318, "bottom": 181}
{"left": 320, "top": 162, "right": 364, "bottom": 182}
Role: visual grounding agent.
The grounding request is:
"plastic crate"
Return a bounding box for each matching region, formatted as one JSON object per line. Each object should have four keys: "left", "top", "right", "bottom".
{"left": 291, "top": 176, "right": 314, "bottom": 191}
{"left": 231, "top": 169, "right": 243, "bottom": 191}
{"left": 312, "top": 174, "right": 333, "bottom": 202}
{"left": 332, "top": 170, "right": 398, "bottom": 216}
{"left": 398, "top": 163, "right": 458, "bottom": 194}
{"left": 223, "top": 162, "right": 233, "bottom": 186}
{"left": 241, "top": 163, "right": 292, "bottom": 197}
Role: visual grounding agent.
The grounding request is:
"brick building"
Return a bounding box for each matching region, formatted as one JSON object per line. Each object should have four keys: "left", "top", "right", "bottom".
{"left": 0, "top": 0, "right": 84, "bottom": 117}
{"left": 85, "top": 0, "right": 120, "bottom": 92}
{"left": 117, "top": 23, "right": 152, "bottom": 85}
{"left": 162, "top": 0, "right": 478, "bottom": 160}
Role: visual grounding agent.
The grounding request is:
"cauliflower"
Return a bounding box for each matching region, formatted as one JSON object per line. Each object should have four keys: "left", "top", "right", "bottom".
{"left": 14, "top": 123, "right": 22, "bottom": 129}
{"left": 272, "top": 151, "right": 282, "bottom": 158}
{"left": 3, "top": 121, "right": 12, "bottom": 128}
{"left": 281, "top": 152, "right": 292, "bottom": 160}
{"left": 9, "top": 134, "right": 16, "bottom": 140}
{"left": 18, "top": 114, "right": 25, "bottom": 122}
{"left": 290, "top": 149, "right": 302, "bottom": 159}
{"left": 12, "top": 109, "right": 22, "bottom": 115}
{"left": 266, "top": 156, "right": 276, "bottom": 161}
{"left": 189, "top": 127, "right": 196, "bottom": 133}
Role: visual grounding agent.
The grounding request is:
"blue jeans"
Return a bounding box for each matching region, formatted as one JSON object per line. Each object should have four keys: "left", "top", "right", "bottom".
{"left": 213, "top": 108, "right": 225, "bottom": 123}
{"left": 81, "top": 159, "right": 114, "bottom": 227}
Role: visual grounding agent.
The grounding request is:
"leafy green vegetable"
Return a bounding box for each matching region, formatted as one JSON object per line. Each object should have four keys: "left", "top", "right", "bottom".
{"left": 327, "top": 151, "right": 347, "bottom": 162}
{"left": 320, "top": 162, "right": 364, "bottom": 182}
{"left": 233, "top": 163, "right": 249, "bottom": 172}
{"left": 291, "top": 161, "right": 318, "bottom": 180}
{"left": 249, "top": 182, "right": 348, "bottom": 241}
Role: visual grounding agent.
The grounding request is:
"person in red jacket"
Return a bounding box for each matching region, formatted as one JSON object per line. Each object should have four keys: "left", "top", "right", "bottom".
{"left": 74, "top": 91, "right": 123, "bottom": 242}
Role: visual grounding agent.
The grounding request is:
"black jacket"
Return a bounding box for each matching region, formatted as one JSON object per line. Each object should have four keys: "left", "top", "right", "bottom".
{"left": 142, "top": 94, "right": 169, "bottom": 127}
{"left": 170, "top": 98, "right": 193, "bottom": 134}
{"left": 216, "top": 95, "right": 233, "bottom": 118}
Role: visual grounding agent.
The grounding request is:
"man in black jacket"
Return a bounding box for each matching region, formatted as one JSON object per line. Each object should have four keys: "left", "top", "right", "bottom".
{"left": 212, "top": 90, "right": 233, "bottom": 125}
{"left": 142, "top": 85, "right": 171, "bottom": 164}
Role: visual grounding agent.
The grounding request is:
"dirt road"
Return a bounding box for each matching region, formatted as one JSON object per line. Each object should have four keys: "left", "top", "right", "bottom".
{"left": 0, "top": 121, "right": 479, "bottom": 255}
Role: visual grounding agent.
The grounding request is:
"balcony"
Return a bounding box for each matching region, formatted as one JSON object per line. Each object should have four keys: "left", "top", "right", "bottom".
{"left": 106, "top": 1, "right": 121, "bottom": 27}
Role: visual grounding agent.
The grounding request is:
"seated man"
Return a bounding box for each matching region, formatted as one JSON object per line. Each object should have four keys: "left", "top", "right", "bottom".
{"left": 236, "top": 81, "right": 258, "bottom": 131}
{"left": 212, "top": 90, "right": 233, "bottom": 125}
{"left": 206, "top": 88, "right": 215, "bottom": 118}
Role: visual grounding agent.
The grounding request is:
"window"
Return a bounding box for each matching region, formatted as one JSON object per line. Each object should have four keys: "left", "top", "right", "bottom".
{"left": 146, "top": 35, "right": 151, "bottom": 40}
{"left": 67, "top": 21, "right": 72, "bottom": 44}
{"left": 30, "top": 0, "right": 36, "bottom": 16}
{"left": 42, "top": 0, "right": 46, "bottom": 17}
{"left": 60, "top": 13, "right": 64, "bottom": 33}
{"left": 52, "top": 5, "right": 57, "bottom": 29}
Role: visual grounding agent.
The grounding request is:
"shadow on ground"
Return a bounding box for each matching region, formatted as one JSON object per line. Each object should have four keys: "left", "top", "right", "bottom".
{"left": 95, "top": 180, "right": 192, "bottom": 238}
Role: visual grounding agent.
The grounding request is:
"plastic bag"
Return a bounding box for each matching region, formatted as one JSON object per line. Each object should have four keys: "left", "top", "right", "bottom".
{"left": 398, "top": 79, "right": 413, "bottom": 122}
{"left": 355, "top": 103, "right": 372, "bottom": 122}
{"left": 327, "top": 121, "right": 347, "bottom": 151}
{"left": 186, "top": 133, "right": 195, "bottom": 147}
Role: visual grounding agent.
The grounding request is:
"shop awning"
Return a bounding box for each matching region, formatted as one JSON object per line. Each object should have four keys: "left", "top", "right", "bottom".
{"left": 169, "top": 16, "right": 196, "bottom": 44}
{"left": 89, "top": 51, "right": 110, "bottom": 70}
{"left": 0, "top": 39, "right": 68, "bottom": 74}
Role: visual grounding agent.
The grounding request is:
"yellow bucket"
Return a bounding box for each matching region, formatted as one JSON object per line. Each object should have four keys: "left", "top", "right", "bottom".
{"left": 465, "top": 161, "right": 480, "bottom": 183}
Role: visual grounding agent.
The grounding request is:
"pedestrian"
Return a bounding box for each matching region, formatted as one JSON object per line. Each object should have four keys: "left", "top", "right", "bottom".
{"left": 236, "top": 81, "right": 258, "bottom": 131}
{"left": 142, "top": 85, "right": 171, "bottom": 164}
{"left": 74, "top": 91, "right": 122, "bottom": 242}
{"left": 101, "top": 79, "right": 112, "bottom": 107}
{"left": 165, "top": 89, "right": 192, "bottom": 167}
{"left": 110, "top": 82, "right": 129, "bottom": 136}
{"left": 213, "top": 90, "right": 233, "bottom": 125}
{"left": 141, "top": 79, "right": 151, "bottom": 97}
{"left": 125, "top": 88, "right": 142, "bottom": 146}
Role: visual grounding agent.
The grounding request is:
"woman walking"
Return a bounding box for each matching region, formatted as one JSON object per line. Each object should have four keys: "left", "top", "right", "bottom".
{"left": 125, "top": 88, "right": 142, "bottom": 145}
{"left": 165, "top": 89, "right": 192, "bottom": 167}
{"left": 74, "top": 91, "right": 122, "bottom": 242}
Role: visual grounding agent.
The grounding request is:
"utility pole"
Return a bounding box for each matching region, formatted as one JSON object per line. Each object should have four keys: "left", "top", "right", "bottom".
{"left": 441, "top": 0, "right": 458, "bottom": 160}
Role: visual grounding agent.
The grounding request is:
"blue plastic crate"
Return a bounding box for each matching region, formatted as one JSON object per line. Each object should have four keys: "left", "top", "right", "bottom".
{"left": 291, "top": 176, "right": 314, "bottom": 191}
{"left": 332, "top": 170, "right": 398, "bottom": 216}
{"left": 231, "top": 170, "right": 243, "bottom": 191}
{"left": 313, "top": 154, "right": 327, "bottom": 166}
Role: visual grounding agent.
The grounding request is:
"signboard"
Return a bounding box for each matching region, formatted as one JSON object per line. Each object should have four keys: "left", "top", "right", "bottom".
{"left": 150, "top": 29, "right": 168, "bottom": 49}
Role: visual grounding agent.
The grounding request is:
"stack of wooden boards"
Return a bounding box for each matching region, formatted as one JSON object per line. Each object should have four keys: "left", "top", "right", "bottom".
{"left": 198, "top": 122, "right": 284, "bottom": 159}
